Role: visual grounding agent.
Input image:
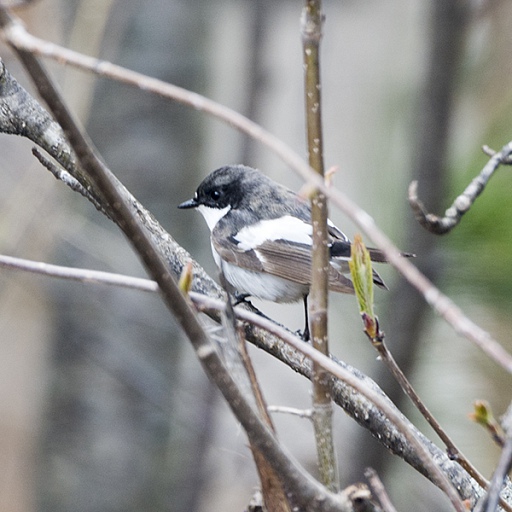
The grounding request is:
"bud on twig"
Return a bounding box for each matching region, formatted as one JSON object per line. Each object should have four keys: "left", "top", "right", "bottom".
{"left": 178, "top": 261, "right": 194, "bottom": 294}
{"left": 349, "top": 234, "right": 382, "bottom": 342}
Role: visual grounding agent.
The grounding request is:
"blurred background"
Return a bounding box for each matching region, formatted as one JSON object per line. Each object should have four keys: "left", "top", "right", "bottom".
{"left": 1, "top": 1, "right": 512, "bottom": 511}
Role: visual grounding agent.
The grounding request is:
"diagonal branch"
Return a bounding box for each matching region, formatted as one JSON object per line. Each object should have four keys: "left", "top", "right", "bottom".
{"left": 0, "top": 253, "right": 500, "bottom": 507}
{"left": 0, "top": 252, "right": 471, "bottom": 511}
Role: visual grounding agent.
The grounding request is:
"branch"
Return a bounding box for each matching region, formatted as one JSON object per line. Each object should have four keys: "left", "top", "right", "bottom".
{"left": 475, "top": 403, "right": 512, "bottom": 512}
{"left": 1, "top": 9, "right": 511, "bottom": 371}
{"left": 301, "top": 0, "right": 339, "bottom": 492}
{"left": 0, "top": 253, "right": 483, "bottom": 510}
{"left": 409, "top": 141, "right": 512, "bottom": 234}
{"left": 364, "top": 468, "right": 397, "bottom": 512}
{"left": 218, "top": 272, "right": 291, "bottom": 512}
{"left": 370, "top": 336, "right": 512, "bottom": 512}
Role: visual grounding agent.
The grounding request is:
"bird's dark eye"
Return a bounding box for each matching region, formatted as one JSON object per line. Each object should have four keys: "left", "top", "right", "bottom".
{"left": 210, "top": 189, "right": 221, "bottom": 201}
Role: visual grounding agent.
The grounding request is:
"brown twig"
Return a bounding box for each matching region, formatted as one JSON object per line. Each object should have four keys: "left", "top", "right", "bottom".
{"left": 369, "top": 338, "right": 512, "bottom": 511}
{"left": 301, "top": 0, "right": 339, "bottom": 492}
{"left": 364, "top": 468, "right": 398, "bottom": 512}
{"left": 349, "top": 238, "right": 508, "bottom": 511}
{"left": 31, "top": 147, "right": 111, "bottom": 217}
{"left": 474, "top": 402, "right": 512, "bottom": 512}
{"left": 219, "top": 273, "right": 291, "bottom": 512}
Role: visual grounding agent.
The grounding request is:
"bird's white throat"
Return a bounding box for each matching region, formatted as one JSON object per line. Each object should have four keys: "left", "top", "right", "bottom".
{"left": 197, "top": 204, "right": 231, "bottom": 231}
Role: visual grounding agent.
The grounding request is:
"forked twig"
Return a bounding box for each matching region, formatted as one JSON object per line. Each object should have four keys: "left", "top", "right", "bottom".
{"left": 409, "top": 141, "right": 512, "bottom": 235}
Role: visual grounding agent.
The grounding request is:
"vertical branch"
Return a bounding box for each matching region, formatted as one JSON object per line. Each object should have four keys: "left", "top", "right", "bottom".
{"left": 301, "top": 0, "right": 339, "bottom": 492}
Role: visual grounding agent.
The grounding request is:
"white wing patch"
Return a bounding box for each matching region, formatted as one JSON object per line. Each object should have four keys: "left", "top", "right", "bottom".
{"left": 197, "top": 204, "right": 231, "bottom": 231}
{"left": 234, "top": 215, "right": 313, "bottom": 250}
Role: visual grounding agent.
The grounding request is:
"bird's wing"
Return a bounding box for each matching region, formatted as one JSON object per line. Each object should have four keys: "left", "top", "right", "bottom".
{"left": 212, "top": 229, "right": 355, "bottom": 294}
{"left": 255, "top": 239, "right": 355, "bottom": 293}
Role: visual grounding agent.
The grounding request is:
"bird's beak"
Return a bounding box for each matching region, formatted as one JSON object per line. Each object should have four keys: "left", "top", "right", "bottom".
{"left": 178, "top": 198, "right": 198, "bottom": 209}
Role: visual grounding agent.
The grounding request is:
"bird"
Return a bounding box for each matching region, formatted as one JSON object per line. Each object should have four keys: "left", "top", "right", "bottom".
{"left": 179, "top": 165, "right": 399, "bottom": 339}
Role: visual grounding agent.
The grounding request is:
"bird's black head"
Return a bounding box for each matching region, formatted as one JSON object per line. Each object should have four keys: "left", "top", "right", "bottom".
{"left": 178, "top": 165, "right": 261, "bottom": 211}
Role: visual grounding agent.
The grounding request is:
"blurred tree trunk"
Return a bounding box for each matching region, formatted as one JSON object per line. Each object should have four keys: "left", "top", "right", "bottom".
{"left": 37, "top": 2, "right": 213, "bottom": 512}
{"left": 350, "top": 0, "right": 470, "bottom": 480}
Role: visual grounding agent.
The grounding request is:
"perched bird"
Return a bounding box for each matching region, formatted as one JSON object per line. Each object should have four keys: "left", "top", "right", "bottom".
{"left": 179, "top": 165, "right": 396, "bottom": 338}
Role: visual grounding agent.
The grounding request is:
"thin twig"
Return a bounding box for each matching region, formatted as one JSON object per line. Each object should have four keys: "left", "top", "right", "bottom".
{"left": 1, "top": 20, "right": 510, "bottom": 373}
{"left": 301, "top": 0, "right": 339, "bottom": 493}
{"left": 371, "top": 338, "right": 505, "bottom": 508}
{"left": 409, "top": 141, "right": 512, "bottom": 235}
{"left": 0, "top": 253, "right": 159, "bottom": 291}
{"left": 364, "top": 468, "right": 398, "bottom": 512}
{"left": 267, "top": 406, "right": 314, "bottom": 419}
{"left": 475, "top": 403, "right": 512, "bottom": 512}
{"left": 350, "top": 239, "right": 510, "bottom": 511}
{"left": 219, "top": 274, "right": 291, "bottom": 512}
{"left": 31, "top": 147, "right": 111, "bottom": 217}
{"left": 219, "top": 271, "right": 291, "bottom": 511}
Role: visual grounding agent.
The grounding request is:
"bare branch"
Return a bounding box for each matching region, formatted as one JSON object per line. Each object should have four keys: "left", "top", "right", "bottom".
{"left": 218, "top": 271, "right": 291, "bottom": 512}
{"left": 409, "top": 141, "right": 512, "bottom": 235}
{"left": 369, "top": 335, "right": 512, "bottom": 512}
{"left": 364, "top": 468, "right": 397, "bottom": 512}
{"left": 301, "top": 0, "right": 339, "bottom": 493}
{"left": 31, "top": 147, "right": 110, "bottom": 217}
{"left": 475, "top": 403, "right": 512, "bottom": 512}
{"left": 0, "top": 254, "right": 158, "bottom": 291}
{"left": 267, "top": 406, "right": 314, "bottom": 419}
{"left": 0, "top": 253, "right": 496, "bottom": 507}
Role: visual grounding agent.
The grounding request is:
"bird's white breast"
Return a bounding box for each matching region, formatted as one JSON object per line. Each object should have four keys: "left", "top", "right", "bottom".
{"left": 218, "top": 257, "right": 309, "bottom": 303}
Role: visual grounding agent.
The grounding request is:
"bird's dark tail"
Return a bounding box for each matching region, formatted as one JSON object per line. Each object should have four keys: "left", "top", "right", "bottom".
{"left": 330, "top": 241, "right": 415, "bottom": 263}
{"left": 368, "top": 247, "right": 415, "bottom": 263}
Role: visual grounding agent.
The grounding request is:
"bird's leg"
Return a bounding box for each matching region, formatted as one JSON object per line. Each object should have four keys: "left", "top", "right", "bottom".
{"left": 232, "top": 292, "right": 252, "bottom": 306}
{"left": 302, "top": 295, "right": 310, "bottom": 342}
{"left": 231, "top": 292, "right": 274, "bottom": 322}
